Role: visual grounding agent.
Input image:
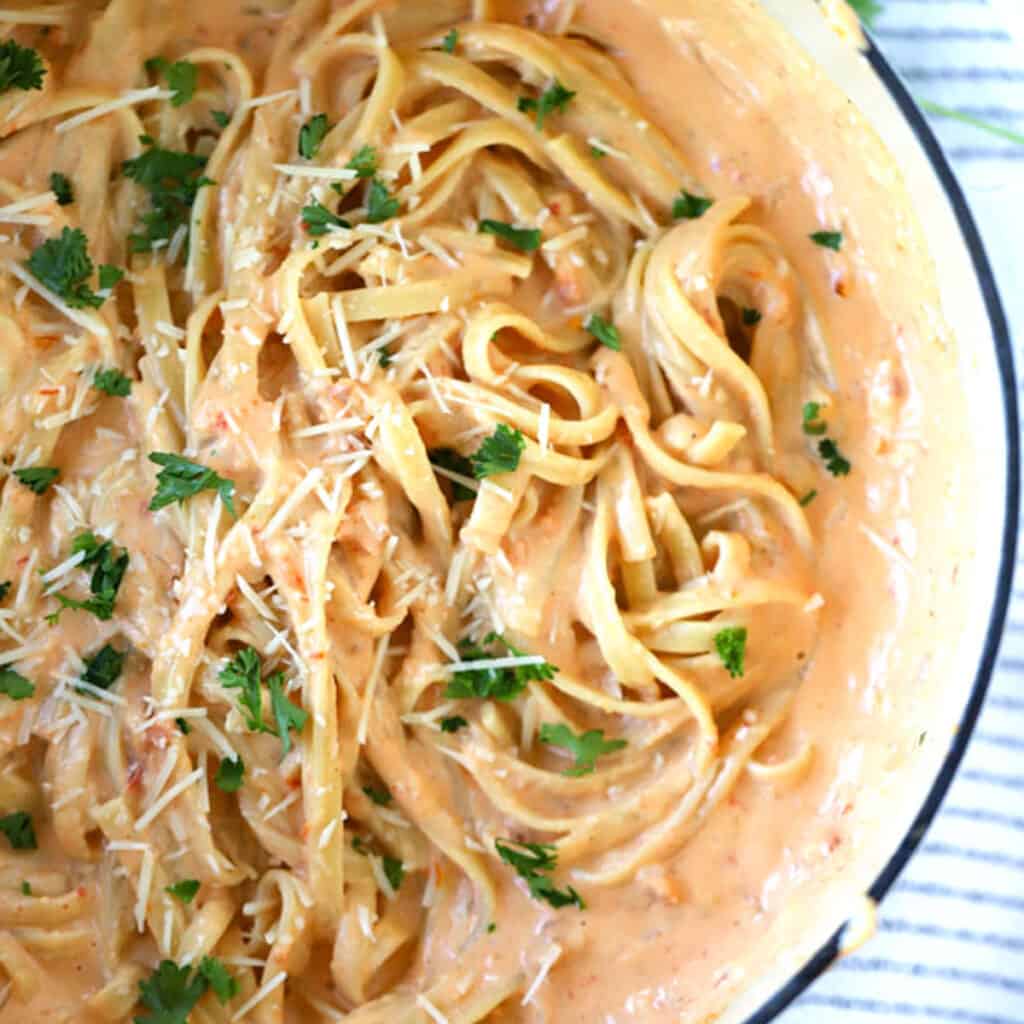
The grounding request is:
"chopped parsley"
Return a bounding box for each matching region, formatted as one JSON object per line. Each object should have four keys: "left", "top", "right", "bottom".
{"left": 471, "top": 424, "right": 525, "bottom": 479}
{"left": 13, "top": 466, "right": 59, "bottom": 494}
{"left": 846, "top": 0, "right": 883, "bottom": 28}
{"left": 80, "top": 644, "right": 125, "bottom": 691}
{"left": 175, "top": 717, "right": 191, "bottom": 735}
{"left": 94, "top": 368, "right": 132, "bottom": 396}
{"left": 165, "top": 878, "right": 200, "bottom": 904}
{"left": 0, "top": 582, "right": 9, "bottom": 602}
{"left": 799, "top": 489, "right": 818, "bottom": 508}
{"left": 538, "top": 723, "right": 626, "bottom": 776}
{"left": 382, "top": 855, "right": 405, "bottom": 892}
{"left": 442, "top": 28, "right": 459, "bottom": 53}
{"left": 26, "top": 228, "right": 110, "bottom": 308}
{"left": 20, "top": 881, "right": 31, "bottom": 896}
{"left": 148, "top": 452, "right": 236, "bottom": 516}
{"left": 818, "top": 438, "right": 852, "bottom": 477}
{"left": 215, "top": 755, "right": 244, "bottom": 792}
{"left": 478, "top": 219, "right": 541, "bottom": 252}
{"left": 135, "top": 957, "right": 237, "bottom": 1024}
{"left": 672, "top": 190, "right": 713, "bottom": 220}
{"left": 146, "top": 56, "right": 198, "bottom": 107}
{"left": 362, "top": 784, "right": 392, "bottom": 807}
{"left": 517, "top": 80, "right": 575, "bottom": 131}
{"left": 801, "top": 401, "right": 827, "bottom": 436}
{"left": 440, "top": 715, "right": 468, "bottom": 733}
{"left": 429, "top": 448, "right": 475, "bottom": 502}
{"left": 810, "top": 230, "right": 843, "bottom": 252}
{"left": 0, "top": 812, "right": 36, "bottom": 851}
{"left": 584, "top": 313, "right": 621, "bottom": 351}
{"left": 98, "top": 265, "right": 124, "bottom": 291}
{"left": 366, "top": 178, "right": 400, "bottom": 223}
{"left": 590, "top": 143, "right": 607, "bottom": 158}
{"left": 495, "top": 839, "right": 583, "bottom": 909}
{"left": 211, "top": 109, "right": 230, "bottom": 128}
{"left": 742, "top": 307, "right": 762, "bottom": 326}
{"left": 0, "top": 41, "right": 45, "bottom": 94}
{"left": 298, "top": 113, "right": 331, "bottom": 159}
{"left": 445, "top": 633, "right": 556, "bottom": 702}
{"left": 48, "top": 532, "right": 129, "bottom": 623}
{"left": 219, "top": 646, "right": 307, "bottom": 756}
{"left": 713, "top": 626, "right": 747, "bottom": 679}
{"left": 378, "top": 345, "right": 393, "bottom": 368}
{"left": 122, "top": 137, "right": 212, "bottom": 255}
{"left": 0, "top": 667, "right": 34, "bottom": 701}
{"left": 50, "top": 172, "right": 73, "bottom": 206}
{"left": 301, "top": 199, "right": 350, "bottom": 237}
{"left": 345, "top": 144, "right": 377, "bottom": 179}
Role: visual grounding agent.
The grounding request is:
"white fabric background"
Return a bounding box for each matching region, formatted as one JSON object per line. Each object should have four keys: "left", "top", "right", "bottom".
{"left": 781, "top": 2, "right": 1024, "bottom": 1022}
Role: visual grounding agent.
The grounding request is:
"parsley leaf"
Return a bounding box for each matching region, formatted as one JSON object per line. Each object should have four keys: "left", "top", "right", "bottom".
{"left": 802, "top": 401, "right": 827, "bottom": 436}
{"left": 0, "top": 582, "right": 9, "bottom": 602}
{"left": 517, "top": 80, "right": 575, "bottom": 130}
{"left": 298, "top": 113, "right": 331, "bottom": 159}
{"left": 810, "top": 230, "right": 843, "bottom": 251}
{"left": 147, "top": 57, "right": 197, "bottom": 107}
{"left": 590, "top": 142, "right": 607, "bottom": 158}
{"left": 80, "top": 644, "right": 125, "bottom": 691}
{"left": 378, "top": 345, "right": 393, "bottom": 368}
{"left": 98, "top": 265, "right": 124, "bottom": 291}
{"left": 49, "top": 534, "right": 129, "bottom": 623}
{"left": 122, "top": 138, "right": 212, "bottom": 255}
{"left": 267, "top": 672, "right": 307, "bottom": 757}
{"left": 0, "top": 812, "right": 36, "bottom": 851}
{"left": 134, "top": 960, "right": 207, "bottom": 1024}
{"left": 495, "top": 839, "right": 583, "bottom": 909}
{"left": 26, "top": 228, "right": 107, "bottom": 308}
{"left": 0, "top": 41, "right": 45, "bottom": 94}
{"left": 175, "top": 717, "right": 191, "bottom": 735}
{"left": 672, "top": 190, "right": 713, "bottom": 220}
{"left": 165, "top": 879, "right": 199, "bottom": 904}
{"left": 584, "top": 313, "right": 621, "bottom": 351}
{"left": 13, "top": 466, "right": 59, "bottom": 494}
{"left": 345, "top": 144, "right": 377, "bottom": 179}
{"left": 382, "top": 855, "right": 405, "bottom": 892}
{"left": 442, "top": 28, "right": 459, "bottom": 53}
{"left": 846, "top": 0, "right": 884, "bottom": 28}
{"left": 799, "top": 489, "right": 818, "bottom": 508}
{"left": 50, "top": 172, "right": 73, "bottom": 206}
{"left": 471, "top": 424, "right": 525, "bottom": 479}
{"left": 215, "top": 755, "right": 244, "bottom": 792}
{"left": 742, "top": 307, "right": 762, "bottom": 326}
{"left": 301, "top": 199, "right": 350, "bottom": 237}
{"left": 94, "top": 368, "right": 132, "bottom": 396}
{"left": 0, "top": 667, "right": 34, "bottom": 701}
{"left": 366, "top": 178, "right": 399, "bottom": 223}
{"left": 211, "top": 109, "right": 230, "bottom": 128}
{"left": 479, "top": 219, "right": 541, "bottom": 252}
{"left": 538, "top": 723, "right": 626, "bottom": 776}
{"left": 440, "top": 715, "right": 468, "bottom": 733}
{"left": 148, "top": 452, "right": 236, "bottom": 516}
{"left": 21, "top": 881, "right": 31, "bottom": 896}
{"left": 198, "top": 957, "right": 237, "bottom": 1004}
{"left": 713, "top": 626, "right": 747, "bottom": 678}
{"left": 445, "top": 633, "right": 556, "bottom": 701}
{"left": 429, "top": 448, "right": 475, "bottom": 502}
{"left": 362, "top": 784, "right": 392, "bottom": 807}
{"left": 818, "top": 438, "right": 851, "bottom": 477}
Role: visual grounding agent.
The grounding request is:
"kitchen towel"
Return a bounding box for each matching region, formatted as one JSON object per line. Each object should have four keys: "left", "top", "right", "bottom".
{"left": 783, "top": 1, "right": 1024, "bottom": 1022}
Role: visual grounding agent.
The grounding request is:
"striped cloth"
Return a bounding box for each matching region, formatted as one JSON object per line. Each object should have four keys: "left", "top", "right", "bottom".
{"left": 782, "top": 2, "right": 1024, "bottom": 1022}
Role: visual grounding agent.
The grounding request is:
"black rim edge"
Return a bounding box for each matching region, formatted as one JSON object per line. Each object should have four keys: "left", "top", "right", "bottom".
{"left": 738, "top": 39, "right": 1021, "bottom": 1024}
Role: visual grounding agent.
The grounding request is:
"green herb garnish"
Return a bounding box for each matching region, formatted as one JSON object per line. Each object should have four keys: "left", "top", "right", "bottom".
{"left": 538, "top": 723, "right": 626, "bottom": 776}
{"left": 495, "top": 839, "right": 583, "bottom": 909}
{"left": 215, "top": 756, "right": 244, "bottom": 793}
{"left": 382, "top": 855, "right": 405, "bottom": 892}
{"left": 802, "top": 401, "right": 827, "bottom": 436}
{"left": 366, "top": 178, "right": 400, "bottom": 223}
{"left": 742, "top": 308, "right": 762, "bottom": 326}
{"left": 440, "top": 715, "right": 468, "bottom": 733}
{"left": 346, "top": 144, "right": 377, "bottom": 179}
{"left": 445, "top": 633, "right": 556, "bottom": 701}
{"left": 301, "top": 199, "right": 350, "bottom": 237}
{"left": 362, "top": 784, "right": 392, "bottom": 807}
{"left": 471, "top": 424, "right": 525, "bottom": 479}
{"left": 79, "top": 644, "right": 125, "bottom": 692}
{"left": 298, "top": 113, "right": 330, "bottom": 159}
{"left": 50, "top": 172, "right": 73, "bottom": 206}
{"left": 134, "top": 957, "right": 236, "bottom": 1024}
{"left": 165, "top": 879, "right": 200, "bottom": 904}
{"left": 442, "top": 28, "right": 459, "bottom": 53}
{"left": 479, "top": 219, "right": 541, "bottom": 252}
{"left": 0, "top": 812, "right": 36, "bottom": 851}
{"left": 48, "top": 532, "right": 129, "bottom": 624}
{"left": 810, "top": 230, "right": 843, "bottom": 251}
{"left": 584, "top": 313, "right": 621, "bottom": 351}
{"left": 148, "top": 452, "right": 236, "bottom": 516}
{"left": 818, "top": 438, "right": 851, "bottom": 477}
{"left": 429, "top": 448, "right": 475, "bottom": 502}
{"left": 211, "top": 109, "right": 230, "bottom": 128}
{"left": 713, "top": 626, "right": 746, "bottom": 678}
{"left": 146, "top": 56, "right": 197, "bottom": 107}
{"left": 672, "top": 190, "right": 713, "bottom": 220}
{"left": 0, "top": 41, "right": 45, "bottom": 94}
{"left": 219, "top": 646, "right": 306, "bottom": 756}
{"left": 799, "top": 489, "right": 818, "bottom": 508}
{"left": 26, "top": 228, "right": 108, "bottom": 308}
{"left": 517, "top": 80, "right": 575, "bottom": 131}
{"left": 0, "top": 667, "right": 34, "bottom": 701}
{"left": 94, "top": 368, "right": 132, "bottom": 396}
{"left": 13, "top": 466, "right": 59, "bottom": 494}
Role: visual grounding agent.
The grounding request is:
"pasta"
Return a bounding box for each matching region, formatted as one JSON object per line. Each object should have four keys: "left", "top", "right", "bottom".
{"left": 0, "top": 1, "right": 852, "bottom": 1020}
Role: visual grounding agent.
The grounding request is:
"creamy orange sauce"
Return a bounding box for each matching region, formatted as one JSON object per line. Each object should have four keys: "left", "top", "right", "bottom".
{"left": 0, "top": 2, "right": 973, "bottom": 1022}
